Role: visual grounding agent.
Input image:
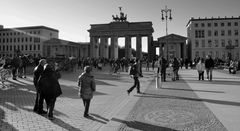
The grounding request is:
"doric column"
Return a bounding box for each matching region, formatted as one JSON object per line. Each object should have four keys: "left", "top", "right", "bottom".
{"left": 125, "top": 36, "right": 132, "bottom": 59}
{"left": 110, "top": 36, "right": 118, "bottom": 59}
{"left": 92, "top": 37, "right": 99, "bottom": 58}
{"left": 100, "top": 37, "right": 109, "bottom": 58}
{"left": 148, "top": 35, "right": 153, "bottom": 61}
{"left": 136, "top": 35, "right": 142, "bottom": 60}
{"left": 90, "top": 37, "right": 94, "bottom": 58}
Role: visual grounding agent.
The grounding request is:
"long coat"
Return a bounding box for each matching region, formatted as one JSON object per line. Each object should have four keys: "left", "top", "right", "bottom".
{"left": 78, "top": 72, "right": 96, "bottom": 99}
{"left": 38, "top": 69, "right": 62, "bottom": 99}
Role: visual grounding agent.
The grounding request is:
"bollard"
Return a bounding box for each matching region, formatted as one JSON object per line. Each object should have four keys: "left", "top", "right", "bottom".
{"left": 156, "top": 73, "right": 162, "bottom": 89}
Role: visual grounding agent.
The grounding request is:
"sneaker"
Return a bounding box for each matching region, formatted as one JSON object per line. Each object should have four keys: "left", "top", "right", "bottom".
{"left": 127, "top": 90, "right": 130, "bottom": 95}
{"left": 84, "top": 114, "right": 90, "bottom": 118}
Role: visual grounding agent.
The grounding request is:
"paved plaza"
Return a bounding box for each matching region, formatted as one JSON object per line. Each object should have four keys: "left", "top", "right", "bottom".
{"left": 0, "top": 67, "right": 240, "bottom": 131}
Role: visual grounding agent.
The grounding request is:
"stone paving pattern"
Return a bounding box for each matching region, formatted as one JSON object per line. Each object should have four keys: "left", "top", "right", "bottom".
{"left": 118, "top": 70, "right": 227, "bottom": 131}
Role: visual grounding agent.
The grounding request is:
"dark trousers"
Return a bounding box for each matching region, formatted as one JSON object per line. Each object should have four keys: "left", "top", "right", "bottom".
{"left": 12, "top": 67, "right": 17, "bottom": 79}
{"left": 161, "top": 69, "right": 166, "bottom": 81}
{"left": 45, "top": 97, "right": 56, "bottom": 117}
{"left": 82, "top": 99, "right": 91, "bottom": 115}
{"left": 33, "top": 91, "right": 45, "bottom": 113}
{"left": 198, "top": 71, "right": 204, "bottom": 80}
{"left": 128, "top": 77, "right": 140, "bottom": 93}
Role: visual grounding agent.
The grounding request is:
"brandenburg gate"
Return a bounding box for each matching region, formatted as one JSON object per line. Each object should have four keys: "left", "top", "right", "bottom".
{"left": 88, "top": 8, "right": 154, "bottom": 60}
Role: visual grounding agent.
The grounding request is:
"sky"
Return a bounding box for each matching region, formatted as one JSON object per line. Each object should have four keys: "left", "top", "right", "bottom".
{"left": 1, "top": 0, "right": 240, "bottom": 52}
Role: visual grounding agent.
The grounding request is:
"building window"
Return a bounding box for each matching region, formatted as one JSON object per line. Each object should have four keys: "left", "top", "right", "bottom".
{"left": 208, "top": 40, "right": 212, "bottom": 47}
{"left": 228, "top": 39, "right": 232, "bottom": 46}
{"left": 6, "top": 38, "right": 8, "bottom": 43}
{"left": 207, "top": 23, "right": 211, "bottom": 27}
{"left": 228, "top": 22, "right": 231, "bottom": 26}
{"left": 25, "top": 45, "right": 28, "bottom": 50}
{"left": 195, "top": 30, "right": 205, "bottom": 38}
{"left": 202, "top": 39, "right": 205, "bottom": 47}
{"left": 18, "top": 38, "right": 20, "bottom": 42}
{"left": 214, "top": 30, "right": 218, "bottom": 36}
{"left": 228, "top": 30, "right": 232, "bottom": 36}
{"left": 6, "top": 46, "right": 8, "bottom": 51}
{"left": 14, "top": 38, "right": 16, "bottom": 43}
{"left": 201, "top": 23, "right": 205, "bottom": 27}
{"left": 195, "top": 40, "right": 199, "bottom": 48}
{"left": 34, "top": 45, "right": 36, "bottom": 50}
{"left": 221, "top": 22, "right": 225, "bottom": 27}
{"left": 10, "top": 38, "right": 12, "bottom": 43}
{"left": 22, "top": 38, "right": 24, "bottom": 42}
{"left": 214, "top": 40, "right": 219, "bottom": 47}
{"left": 234, "top": 30, "right": 238, "bottom": 36}
{"left": 30, "top": 45, "right": 32, "bottom": 50}
{"left": 234, "top": 22, "right": 238, "bottom": 26}
{"left": 221, "top": 39, "right": 225, "bottom": 47}
{"left": 221, "top": 30, "right": 225, "bottom": 36}
{"left": 214, "top": 23, "right": 218, "bottom": 27}
{"left": 38, "top": 44, "right": 40, "bottom": 50}
{"left": 195, "top": 51, "right": 199, "bottom": 57}
{"left": 10, "top": 45, "right": 12, "bottom": 51}
{"left": 195, "top": 23, "right": 198, "bottom": 27}
{"left": 21, "top": 45, "right": 24, "bottom": 50}
{"left": 208, "top": 30, "right": 211, "bottom": 37}
{"left": 25, "top": 37, "right": 28, "bottom": 42}
{"left": 30, "top": 37, "right": 32, "bottom": 42}
{"left": 235, "top": 39, "right": 239, "bottom": 47}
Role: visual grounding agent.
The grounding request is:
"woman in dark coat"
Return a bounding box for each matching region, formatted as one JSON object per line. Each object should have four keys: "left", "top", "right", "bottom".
{"left": 78, "top": 66, "right": 96, "bottom": 117}
{"left": 38, "top": 64, "right": 62, "bottom": 119}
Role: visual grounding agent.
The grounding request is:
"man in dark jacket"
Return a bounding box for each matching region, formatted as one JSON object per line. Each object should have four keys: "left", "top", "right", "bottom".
{"left": 127, "top": 59, "right": 141, "bottom": 95}
{"left": 205, "top": 55, "right": 214, "bottom": 81}
{"left": 33, "top": 59, "right": 47, "bottom": 114}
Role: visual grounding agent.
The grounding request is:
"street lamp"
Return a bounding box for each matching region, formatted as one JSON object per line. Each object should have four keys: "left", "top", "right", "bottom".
{"left": 161, "top": 6, "right": 172, "bottom": 61}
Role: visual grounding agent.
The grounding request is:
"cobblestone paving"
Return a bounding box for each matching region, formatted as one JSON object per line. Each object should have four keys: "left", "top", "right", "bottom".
{"left": 118, "top": 73, "right": 228, "bottom": 131}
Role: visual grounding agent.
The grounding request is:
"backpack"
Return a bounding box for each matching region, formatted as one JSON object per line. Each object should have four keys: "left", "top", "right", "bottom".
{"left": 129, "top": 65, "right": 137, "bottom": 75}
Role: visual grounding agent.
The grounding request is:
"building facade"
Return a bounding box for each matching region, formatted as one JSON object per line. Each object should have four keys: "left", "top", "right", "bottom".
{"left": 157, "top": 34, "right": 187, "bottom": 61}
{"left": 0, "top": 25, "right": 59, "bottom": 58}
{"left": 43, "top": 38, "right": 89, "bottom": 58}
{"left": 186, "top": 16, "right": 240, "bottom": 61}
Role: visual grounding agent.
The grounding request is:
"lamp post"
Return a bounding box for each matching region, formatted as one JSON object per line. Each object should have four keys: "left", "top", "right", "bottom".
{"left": 161, "top": 6, "right": 172, "bottom": 61}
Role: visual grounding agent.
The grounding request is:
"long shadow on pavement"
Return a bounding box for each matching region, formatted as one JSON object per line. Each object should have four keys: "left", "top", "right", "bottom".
{"left": 112, "top": 118, "right": 177, "bottom": 131}
{"left": 135, "top": 93, "right": 240, "bottom": 107}
{"left": 161, "top": 87, "right": 225, "bottom": 93}
{"left": 50, "top": 117, "right": 82, "bottom": 131}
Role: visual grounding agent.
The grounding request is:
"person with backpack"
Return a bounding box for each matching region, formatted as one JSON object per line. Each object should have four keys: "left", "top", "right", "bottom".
{"left": 127, "top": 59, "right": 141, "bottom": 95}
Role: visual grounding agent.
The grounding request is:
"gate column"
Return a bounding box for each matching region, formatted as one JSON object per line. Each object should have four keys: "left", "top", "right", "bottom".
{"left": 136, "top": 35, "right": 142, "bottom": 60}
{"left": 125, "top": 36, "right": 132, "bottom": 59}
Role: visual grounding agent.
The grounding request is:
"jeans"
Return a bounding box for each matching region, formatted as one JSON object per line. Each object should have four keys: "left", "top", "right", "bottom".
{"left": 128, "top": 77, "right": 140, "bottom": 93}
{"left": 206, "top": 68, "right": 213, "bottom": 80}
{"left": 82, "top": 99, "right": 91, "bottom": 115}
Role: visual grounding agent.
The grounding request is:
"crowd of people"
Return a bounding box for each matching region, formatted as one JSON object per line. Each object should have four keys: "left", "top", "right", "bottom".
{"left": 1, "top": 53, "right": 240, "bottom": 120}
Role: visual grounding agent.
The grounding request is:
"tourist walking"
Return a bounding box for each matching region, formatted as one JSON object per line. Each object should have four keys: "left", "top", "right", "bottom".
{"left": 205, "top": 55, "right": 214, "bottom": 81}
{"left": 127, "top": 59, "right": 141, "bottom": 95}
{"left": 33, "top": 59, "right": 47, "bottom": 114}
{"left": 196, "top": 58, "right": 205, "bottom": 80}
{"left": 38, "top": 64, "right": 62, "bottom": 120}
{"left": 78, "top": 66, "right": 96, "bottom": 117}
{"left": 160, "top": 57, "right": 167, "bottom": 82}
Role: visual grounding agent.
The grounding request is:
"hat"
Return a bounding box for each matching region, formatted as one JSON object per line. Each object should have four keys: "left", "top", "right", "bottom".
{"left": 84, "top": 66, "right": 92, "bottom": 73}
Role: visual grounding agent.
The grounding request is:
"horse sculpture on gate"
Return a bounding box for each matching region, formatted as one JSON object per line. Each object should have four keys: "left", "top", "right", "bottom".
{"left": 112, "top": 7, "right": 127, "bottom": 22}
